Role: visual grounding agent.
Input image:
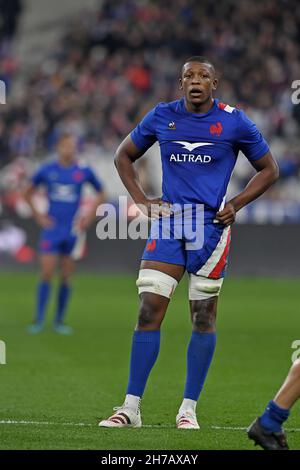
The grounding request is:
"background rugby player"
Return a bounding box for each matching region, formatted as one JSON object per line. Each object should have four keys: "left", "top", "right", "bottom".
{"left": 24, "top": 133, "right": 105, "bottom": 334}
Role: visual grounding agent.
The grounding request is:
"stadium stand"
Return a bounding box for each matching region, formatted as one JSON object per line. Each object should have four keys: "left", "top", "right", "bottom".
{"left": 0, "top": 0, "right": 300, "bottom": 221}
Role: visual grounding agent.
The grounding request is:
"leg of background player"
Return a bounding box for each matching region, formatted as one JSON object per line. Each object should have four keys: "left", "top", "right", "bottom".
{"left": 53, "top": 255, "right": 75, "bottom": 335}
{"left": 177, "top": 297, "right": 218, "bottom": 424}
{"left": 28, "top": 254, "right": 57, "bottom": 333}
{"left": 274, "top": 358, "right": 300, "bottom": 408}
{"left": 247, "top": 359, "right": 300, "bottom": 449}
{"left": 259, "top": 359, "right": 300, "bottom": 432}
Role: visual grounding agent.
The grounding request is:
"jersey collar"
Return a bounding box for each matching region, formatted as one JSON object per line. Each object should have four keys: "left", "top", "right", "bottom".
{"left": 178, "top": 97, "right": 218, "bottom": 117}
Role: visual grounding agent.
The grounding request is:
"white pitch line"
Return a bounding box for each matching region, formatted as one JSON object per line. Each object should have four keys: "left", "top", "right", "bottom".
{"left": 0, "top": 420, "right": 300, "bottom": 432}
{"left": 0, "top": 420, "right": 93, "bottom": 427}
{"left": 211, "top": 425, "right": 247, "bottom": 431}
{"left": 212, "top": 425, "right": 300, "bottom": 432}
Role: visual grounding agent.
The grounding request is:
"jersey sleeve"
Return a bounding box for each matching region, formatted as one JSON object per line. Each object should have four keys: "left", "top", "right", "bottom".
{"left": 236, "top": 110, "right": 269, "bottom": 161}
{"left": 85, "top": 167, "right": 103, "bottom": 192}
{"left": 130, "top": 106, "right": 157, "bottom": 151}
{"left": 31, "top": 165, "right": 47, "bottom": 186}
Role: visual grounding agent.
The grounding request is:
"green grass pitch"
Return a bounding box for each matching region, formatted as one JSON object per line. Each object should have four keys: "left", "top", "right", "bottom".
{"left": 0, "top": 272, "right": 299, "bottom": 450}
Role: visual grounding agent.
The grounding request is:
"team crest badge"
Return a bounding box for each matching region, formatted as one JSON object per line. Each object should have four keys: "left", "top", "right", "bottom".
{"left": 168, "top": 121, "right": 176, "bottom": 130}
{"left": 73, "top": 170, "right": 84, "bottom": 182}
{"left": 146, "top": 239, "right": 157, "bottom": 252}
{"left": 210, "top": 122, "right": 223, "bottom": 136}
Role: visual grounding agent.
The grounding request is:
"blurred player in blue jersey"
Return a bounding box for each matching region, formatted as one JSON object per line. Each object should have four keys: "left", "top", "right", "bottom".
{"left": 247, "top": 358, "right": 300, "bottom": 450}
{"left": 24, "top": 133, "right": 105, "bottom": 335}
{"left": 99, "top": 57, "right": 279, "bottom": 429}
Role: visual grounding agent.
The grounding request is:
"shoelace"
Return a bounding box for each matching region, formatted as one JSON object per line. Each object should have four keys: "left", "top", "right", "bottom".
{"left": 113, "top": 399, "right": 141, "bottom": 414}
{"left": 112, "top": 406, "right": 122, "bottom": 412}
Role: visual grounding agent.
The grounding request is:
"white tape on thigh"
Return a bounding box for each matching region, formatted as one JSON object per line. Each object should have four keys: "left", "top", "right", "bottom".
{"left": 71, "top": 231, "right": 86, "bottom": 260}
{"left": 136, "top": 269, "right": 178, "bottom": 299}
{"left": 189, "top": 274, "right": 223, "bottom": 300}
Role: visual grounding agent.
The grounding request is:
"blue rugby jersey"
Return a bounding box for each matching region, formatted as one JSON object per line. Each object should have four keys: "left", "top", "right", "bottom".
{"left": 131, "top": 98, "right": 269, "bottom": 217}
{"left": 31, "top": 160, "right": 102, "bottom": 229}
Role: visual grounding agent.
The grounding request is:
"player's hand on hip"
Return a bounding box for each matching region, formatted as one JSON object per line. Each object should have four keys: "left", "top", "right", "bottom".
{"left": 216, "top": 202, "right": 236, "bottom": 226}
{"left": 35, "top": 213, "right": 54, "bottom": 228}
{"left": 138, "top": 198, "right": 172, "bottom": 219}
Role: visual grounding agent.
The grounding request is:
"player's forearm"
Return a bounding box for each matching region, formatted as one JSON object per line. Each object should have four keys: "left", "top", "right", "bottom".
{"left": 229, "top": 166, "right": 279, "bottom": 212}
{"left": 86, "top": 192, "right": 106, "bottom": 224}
{"left": 23, "top": 186, "right": 39, "bottom": 218}
{"left": 114, "top": 152, "right": 147, "bottom": 205}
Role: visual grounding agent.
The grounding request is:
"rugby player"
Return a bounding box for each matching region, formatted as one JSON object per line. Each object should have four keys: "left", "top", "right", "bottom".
{"left": 99, "top": 57, "right": 279, "bottom": 428}
{"left": 248, "top": 359, "right": 300, "bottom": 450}
{"left": 24, "top": 133, "right": 105, "bottom": 334}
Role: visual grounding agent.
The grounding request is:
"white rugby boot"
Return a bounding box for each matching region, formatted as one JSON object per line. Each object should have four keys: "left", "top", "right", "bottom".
{"left": 98, "top": 405, "right": 142, "bottom": 428}
{"left": 176, "top": 410, "right": 200, "bottom": 429}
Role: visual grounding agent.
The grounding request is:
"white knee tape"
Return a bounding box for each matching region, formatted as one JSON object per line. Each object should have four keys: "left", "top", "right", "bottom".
{"left": 189, "top": 274, "right": 223, "bottom": 300}
{"left": 136, "top": 269, "right": 178, "bottom": 299}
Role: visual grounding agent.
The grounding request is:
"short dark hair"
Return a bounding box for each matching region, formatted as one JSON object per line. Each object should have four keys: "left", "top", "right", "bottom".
{"left": 182, "top": 56, "right": 215, "bottom": 75}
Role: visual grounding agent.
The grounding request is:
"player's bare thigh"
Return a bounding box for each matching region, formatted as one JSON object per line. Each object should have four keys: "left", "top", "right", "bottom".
{"left": 39, "top": 254, "right": 57, "bottom": 281}
{"left": 140, "top": 260, "right": 185, "bottom": 281}
{"left": 60, "top": 255, "right": 76, "bottom": 283}
{"left": 136, "top": 260, "right": 185, "bottom": 331}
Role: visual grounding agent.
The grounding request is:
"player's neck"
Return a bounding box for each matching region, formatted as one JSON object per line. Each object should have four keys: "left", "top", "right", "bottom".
{"left": 184, "top": 97, "right": 214, "bottom": 114}
{"left": 58, "top": 158, "right": 75, "bottom": 168}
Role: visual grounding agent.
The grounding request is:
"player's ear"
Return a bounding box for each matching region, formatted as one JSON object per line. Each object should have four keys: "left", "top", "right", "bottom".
{"left": 179, "top": 78, "right": 183, "bottom": 90}
{"left": 212, "top": 78, "right": 218, "bottom": 91}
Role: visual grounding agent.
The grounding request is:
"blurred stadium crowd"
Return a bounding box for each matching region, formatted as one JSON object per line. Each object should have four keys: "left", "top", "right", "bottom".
{"left": 1, "top": 0, "right": 300, "bottom": 221}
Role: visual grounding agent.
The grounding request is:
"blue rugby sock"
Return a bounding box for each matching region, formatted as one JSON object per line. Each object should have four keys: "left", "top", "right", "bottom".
{"left": 184, "top": 331, "right": 216, "bottom": 401}
{"left": 54, "top": 283, "right": 71, "bottom": 325}
{"left": 35, "top": 281, "right": 51, "bottom": 324}
{"left": 126, "top": 330, "right": 161, "bottom": 397}
{"left": 259, "top": 400, "right": 290, "bottom": 433}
